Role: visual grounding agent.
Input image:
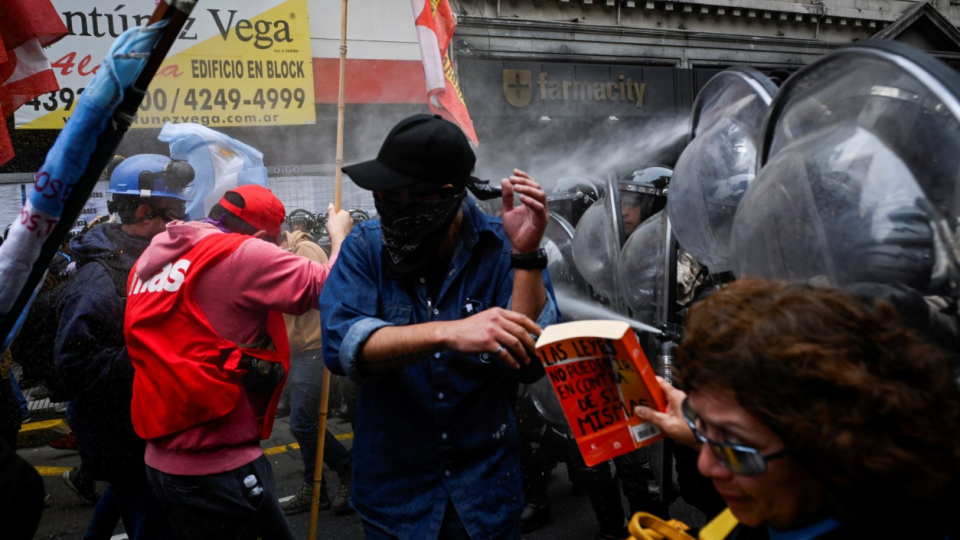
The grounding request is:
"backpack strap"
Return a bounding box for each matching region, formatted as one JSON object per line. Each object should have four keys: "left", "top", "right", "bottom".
{"left": 93, "top": 257, "right": 131, "bottom": 299}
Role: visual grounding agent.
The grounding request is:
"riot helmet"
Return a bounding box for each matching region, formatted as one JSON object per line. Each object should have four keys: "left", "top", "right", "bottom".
{"left": 106, "top": 154, "right": 194, "bottom": 224}
{"left": 619, "top": 166, "right": 671, "bottom": 236}
{"left": 548, "top": 176, "right": 601, "bottom": 227}
{"left": 286, "top": 209, "right": 316, "bottom": 235}
{"left": 668, "top": 67, "right": 777, "bottom": 273}
{"left": 732, "top": 41, "right": 960, "bottom": 299}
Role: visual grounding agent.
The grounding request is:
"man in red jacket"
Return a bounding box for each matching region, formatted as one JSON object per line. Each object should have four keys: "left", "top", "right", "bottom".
{"left": 125, "top": 185, "right": 352, "bottom": 540}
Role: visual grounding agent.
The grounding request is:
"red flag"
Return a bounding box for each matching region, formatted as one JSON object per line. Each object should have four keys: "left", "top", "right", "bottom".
{"left": 410, "top": 0, "right": 479, "bottom": 146}
{"left": 0, "top": 0, "right": 68, "bottom": 165}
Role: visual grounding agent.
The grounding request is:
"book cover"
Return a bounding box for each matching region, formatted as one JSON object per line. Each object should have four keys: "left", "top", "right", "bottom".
{"left": 534, "top": 320, "right": 667, "bottom": 467}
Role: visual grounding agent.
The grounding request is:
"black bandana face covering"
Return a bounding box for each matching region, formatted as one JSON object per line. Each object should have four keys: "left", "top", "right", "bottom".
{"left": 375, "top": 189, "right": 467, "bottom": 280}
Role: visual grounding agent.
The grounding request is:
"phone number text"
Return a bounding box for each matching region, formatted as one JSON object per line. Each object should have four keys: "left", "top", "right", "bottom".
{"left": 25, "top": 86, "right": 308, "bottom": 113}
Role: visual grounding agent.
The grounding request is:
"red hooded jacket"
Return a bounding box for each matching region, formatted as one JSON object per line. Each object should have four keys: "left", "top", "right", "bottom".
{"left": 125, "top": 232, "right": 290, "bottom": 441}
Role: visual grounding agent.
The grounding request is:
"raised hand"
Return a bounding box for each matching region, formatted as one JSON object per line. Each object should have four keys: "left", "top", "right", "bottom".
{"left": 501, "top": 170, "right": 548, "bottom": 254}
{"left": 326, "top": 203, "right": 354, "bottom": 253}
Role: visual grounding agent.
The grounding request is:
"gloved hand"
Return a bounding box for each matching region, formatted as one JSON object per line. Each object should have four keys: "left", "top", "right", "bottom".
{"left": 239, "top": 355, "right": 286, "bottom": 392}
{"left": 845, "top": 282, "right": 929, "bottom": 322}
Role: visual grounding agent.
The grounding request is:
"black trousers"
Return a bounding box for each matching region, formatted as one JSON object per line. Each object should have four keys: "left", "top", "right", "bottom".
{"left": 146, "top": 454, "right": 294, "bottom": 540}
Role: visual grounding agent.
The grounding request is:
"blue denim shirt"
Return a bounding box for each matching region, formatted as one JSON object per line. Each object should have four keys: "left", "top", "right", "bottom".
{"left": 321, "top": 198, "right": 559, "bottom": 540}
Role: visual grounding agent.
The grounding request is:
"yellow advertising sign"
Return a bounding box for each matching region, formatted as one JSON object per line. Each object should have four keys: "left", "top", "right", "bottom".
{"left": 16, "top": 0, "right": 316, "bottom": 129}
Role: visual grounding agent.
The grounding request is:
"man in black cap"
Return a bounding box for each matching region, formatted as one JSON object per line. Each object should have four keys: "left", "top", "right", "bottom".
{"left": 321, "top": 114, "right": 559, "bottom": 539}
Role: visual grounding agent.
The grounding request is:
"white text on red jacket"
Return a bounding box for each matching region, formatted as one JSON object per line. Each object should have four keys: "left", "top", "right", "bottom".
{"left": 129, "top": 260, "right": 191, "bottom": 295}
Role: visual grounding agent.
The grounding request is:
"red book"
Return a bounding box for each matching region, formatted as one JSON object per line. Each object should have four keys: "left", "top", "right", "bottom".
{"left": 535, "top": 320, "right": 667, "bottom": 467}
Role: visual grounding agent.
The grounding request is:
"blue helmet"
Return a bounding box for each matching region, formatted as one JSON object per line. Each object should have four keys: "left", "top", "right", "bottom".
{"left": 106, "top": 154, "right": 193, "bottom": 201}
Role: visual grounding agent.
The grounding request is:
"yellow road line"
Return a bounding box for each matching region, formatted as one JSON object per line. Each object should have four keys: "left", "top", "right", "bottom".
{"left": 264, "top": 443, "right": 297, "bottom": 455}
{"left": 262, "top": 433, "right": 354, "bottom": 455}
{"left": 36, "top": 466, "right": 73, "bottom": 476}
{"left": 19, "top": 418, "right": 67, "bottom": 433}
{"left": 34, "top": 433, "right": 355, "bottom": 474}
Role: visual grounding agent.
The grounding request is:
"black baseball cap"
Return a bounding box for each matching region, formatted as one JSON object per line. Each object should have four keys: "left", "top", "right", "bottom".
{"left": 343, "top": 114, "right": 480, "bottom": 191}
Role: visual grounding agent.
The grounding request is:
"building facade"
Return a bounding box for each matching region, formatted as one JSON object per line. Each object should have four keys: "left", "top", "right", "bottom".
{"left": 2, "top": 0, "right": 959, "bottom": 222}
{"left": 451, "top": 0, "right": 960, "bottom": 179}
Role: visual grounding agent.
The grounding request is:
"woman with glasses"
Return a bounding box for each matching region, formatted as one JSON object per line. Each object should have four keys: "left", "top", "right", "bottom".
{"left": 634, "top": 277, "right": 960, "bottom": 539}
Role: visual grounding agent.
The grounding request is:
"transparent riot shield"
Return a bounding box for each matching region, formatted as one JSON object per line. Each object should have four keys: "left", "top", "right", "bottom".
{"left": 618, "top": 212, "right": 663, "bottom": 323}
{"left": 668, "top": 67, "right": 777, "bottom": 274}
{"left": 572, "top": 176, "right": 626, "bottom": 306}
{"left": 513, "top": 213, "right": 588, "bottom": 452}
{"left": 732, "top": 41, "right": 960, "bottom": 303}
{"left": 541, "top": 212, "right": 594, "bottom": 323}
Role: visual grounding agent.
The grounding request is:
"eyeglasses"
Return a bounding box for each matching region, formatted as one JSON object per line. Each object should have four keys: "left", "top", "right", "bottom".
{"left": 681, "top": 397, "right": 789, "bottom": 477}
{"left": 159, "top": 200, "right": 187, "bottom": 221}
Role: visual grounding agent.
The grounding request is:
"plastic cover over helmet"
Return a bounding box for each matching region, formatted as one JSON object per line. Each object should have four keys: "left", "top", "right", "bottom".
{"left": 572, "top": 177, "right": 625, "bottom": 300}
{"left": 548, "top": 176, "right": 602, "bottom": 227}
{"left": 732, "top": 41, "right": 960, "bottom": 298}
{"left": 106, "top": 154, "right": 193, "bottom": 201}
{"left": 668, "top": 67, "right": 776, "bottom": 272}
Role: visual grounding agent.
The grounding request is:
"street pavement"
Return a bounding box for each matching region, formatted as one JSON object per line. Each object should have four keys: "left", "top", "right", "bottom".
{"left": 21, "top": 416, "right": 706, "bottom": 540}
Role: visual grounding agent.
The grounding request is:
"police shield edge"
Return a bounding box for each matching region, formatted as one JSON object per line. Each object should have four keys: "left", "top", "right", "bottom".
{"left": 667, "top": 67, "right": 777, "bottom": 274}
{"left": 732, "top": 41, "right": 960, "bottom": 355}
{"left": 645, "top": 66, "right": 779, "bottom": 504}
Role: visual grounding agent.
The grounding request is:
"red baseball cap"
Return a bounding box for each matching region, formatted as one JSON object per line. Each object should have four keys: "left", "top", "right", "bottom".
{"left": 216, "top": 185, "right": 286, "bottom": 237}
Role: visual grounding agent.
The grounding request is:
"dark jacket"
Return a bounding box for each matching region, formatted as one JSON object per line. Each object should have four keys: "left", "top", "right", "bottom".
{"left": 12, "top": 253, "right": 72, "bottom": 401}
{"left": 55, "top": 224, "right": 150, "bottom": 485}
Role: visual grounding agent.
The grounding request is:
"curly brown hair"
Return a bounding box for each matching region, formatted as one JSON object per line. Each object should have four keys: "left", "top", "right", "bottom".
{"left": 676, "top": 277, "right": 960, "bottom": 520}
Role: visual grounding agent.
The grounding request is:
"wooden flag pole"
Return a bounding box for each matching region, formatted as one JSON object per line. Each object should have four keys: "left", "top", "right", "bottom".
{"left": 333, "top": 0, "right": 348, "bottom": 213}
{"left": 309, "top": 0, "right": 348, "bottom": 537}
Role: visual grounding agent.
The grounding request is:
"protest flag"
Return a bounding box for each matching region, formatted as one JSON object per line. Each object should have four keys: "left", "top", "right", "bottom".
{"left": 410, "top": 0, "right": 479, "bottom": 145}
{"left": 159, "top": 123, "right": 269, "bottom": 221}
{"left": 0, "top": 1, "right": 199, "bottom": 351}
{"left": 0, "top": 0, "right": 68, "bottom": 165}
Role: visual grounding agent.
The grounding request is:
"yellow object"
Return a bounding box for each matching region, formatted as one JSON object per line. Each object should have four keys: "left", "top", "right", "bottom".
{"left": 35, "top": 466, "right": 73, "bottom": 477}
{"left": 624, "top": 509, "right": 740, "bottom": 540}
{"left": 698, "top": 509, "right": 739, "bottom": 540}
{"left": 626, "top": 512, "right": 696, "bottom": 540}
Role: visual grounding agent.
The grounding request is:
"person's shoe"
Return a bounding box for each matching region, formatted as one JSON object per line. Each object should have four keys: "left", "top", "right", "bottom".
{"left": 520, "top": 499, "right": 551, "bottom": 533}
{"left": 62, "top": 469, "right": 100, "bottom": 505}
{"left": 281, "top": 482, "right": 330, "bottom": 515}
{"left": 331, "top": 469, "right": 353, "bottom": 515}
{"left": 48, "top": 432, "right": 78, "bottom": 450}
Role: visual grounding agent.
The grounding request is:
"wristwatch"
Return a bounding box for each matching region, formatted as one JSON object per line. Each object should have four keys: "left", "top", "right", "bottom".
{"left": 510, "top": 248, "right": 548, "bottom": 270}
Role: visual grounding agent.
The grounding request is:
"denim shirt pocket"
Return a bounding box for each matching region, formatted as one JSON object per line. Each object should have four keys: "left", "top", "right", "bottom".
{"left": 381, "top": 302, "right": 414, "bottom": 326}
